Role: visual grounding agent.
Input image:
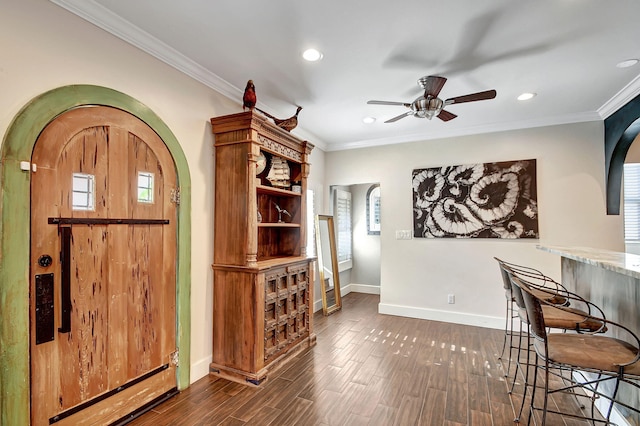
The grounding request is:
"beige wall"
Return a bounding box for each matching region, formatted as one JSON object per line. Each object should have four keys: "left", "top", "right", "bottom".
{"left": 325, "top": 122, "right": 624, "bottom": 327}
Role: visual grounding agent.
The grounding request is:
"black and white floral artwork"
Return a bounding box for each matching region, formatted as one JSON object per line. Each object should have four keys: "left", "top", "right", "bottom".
{"left": 412, "top": 159, "right": 538, "bottom": 239}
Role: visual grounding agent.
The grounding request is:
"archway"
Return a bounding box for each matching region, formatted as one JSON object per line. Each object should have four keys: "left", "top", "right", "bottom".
{"left": 605, "top": 93, "right": 640, "bottom": 214}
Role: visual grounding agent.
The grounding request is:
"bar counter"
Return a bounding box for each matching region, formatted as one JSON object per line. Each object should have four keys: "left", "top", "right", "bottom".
{"left": 537, "top": 245, "right": 639, "bottom": 425}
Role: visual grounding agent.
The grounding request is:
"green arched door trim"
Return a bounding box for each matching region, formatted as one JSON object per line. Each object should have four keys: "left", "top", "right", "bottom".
{"left": 0, "top": 85, "right": 192, "bottom": 426}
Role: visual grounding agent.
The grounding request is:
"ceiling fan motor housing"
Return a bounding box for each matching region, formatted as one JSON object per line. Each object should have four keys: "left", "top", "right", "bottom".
{"left": 412, "top": 96, "right": 443, "bottom": 119}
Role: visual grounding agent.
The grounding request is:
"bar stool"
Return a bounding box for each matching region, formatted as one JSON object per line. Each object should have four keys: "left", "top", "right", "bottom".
{"left": 513, "top": 275, "right": 640, "bottom": 425}
{"left": 494, "top": 258, "right": 570, "bottom": 378}
{"left": 496, "top": 260, "right": 607, "bottom": 422}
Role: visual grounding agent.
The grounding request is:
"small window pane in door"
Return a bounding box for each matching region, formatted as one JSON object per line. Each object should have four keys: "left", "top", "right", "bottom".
{"left": 137, "top": 172, "right": 154, "bottom": 203}
{"left": 72, "top": 173, "right": 95, "bottom": 211}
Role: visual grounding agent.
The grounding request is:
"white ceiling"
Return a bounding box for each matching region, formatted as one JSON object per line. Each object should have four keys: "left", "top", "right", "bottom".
{"left": 53, "top": 0, "right": 640, "bottom": 151}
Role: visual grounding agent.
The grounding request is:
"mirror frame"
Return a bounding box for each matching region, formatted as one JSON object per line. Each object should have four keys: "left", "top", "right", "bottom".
{"left": 315, "top": 214, "right": 342, "bottom": 315}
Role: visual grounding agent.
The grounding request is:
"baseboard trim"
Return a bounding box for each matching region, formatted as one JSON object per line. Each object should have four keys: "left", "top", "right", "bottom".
{"left": 190, "top": 355, "right": 212, "bottom": 383}
{"left": 344, "top": 283, "right": 380, "bottom": 295}
{"left": 313, "top": 284, "right": 380, "bottom": 312}
{"left": 378, "top": 302, "right": 504, "bottom": 330}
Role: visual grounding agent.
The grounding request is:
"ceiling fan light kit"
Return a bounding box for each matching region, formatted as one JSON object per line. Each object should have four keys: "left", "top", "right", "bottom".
{"left": 302, "top": 48, "right": 323, "bottom": 62}
{"left": 517, "top": 92, "right": 536, "bottom": 101}
{"left": 367, "top": 75, "right": 497, "bottom": 123}
{"left": 616, "top": 59, "right": 639, "bottom": 68}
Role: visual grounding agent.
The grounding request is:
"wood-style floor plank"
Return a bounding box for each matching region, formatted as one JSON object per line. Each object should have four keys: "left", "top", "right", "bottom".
{"left": 127, "top": 293, "right": 602, "bottom": 426}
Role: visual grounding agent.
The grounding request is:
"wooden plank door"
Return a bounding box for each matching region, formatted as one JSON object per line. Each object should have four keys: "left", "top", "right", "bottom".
{"left": 29, "top": 106, "right": 178, "bottom": 425}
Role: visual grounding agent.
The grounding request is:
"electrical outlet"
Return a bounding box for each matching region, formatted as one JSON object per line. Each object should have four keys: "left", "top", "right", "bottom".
{"left": 447, "top": 294, "right": 455, "bottom": 304}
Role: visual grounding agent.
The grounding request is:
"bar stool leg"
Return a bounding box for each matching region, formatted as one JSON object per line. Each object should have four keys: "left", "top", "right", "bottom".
{"left": 514, "top": 331, "right": 532, "bottom": 423}
{"left": 527, "top": 352, "right": 540, "bottom": 426}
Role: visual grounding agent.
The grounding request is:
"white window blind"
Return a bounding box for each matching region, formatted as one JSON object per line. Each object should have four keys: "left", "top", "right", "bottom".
{"left": 335, "top": 189, "right": 352, "bottom": 263}
{"left": 624, "top": 163, "right": 640, "bottom": 240}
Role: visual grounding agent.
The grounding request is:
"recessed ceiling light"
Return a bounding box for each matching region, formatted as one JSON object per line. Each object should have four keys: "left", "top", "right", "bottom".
{"left": 616, "top": 59, "right": 639, "bottom": 68}
{"left": 362, "top": 116, "right": 376, "bottom": 124}
{"left": 517, "top": 92, "right": 536, "bottom": 101}
{"left": 302, "top": 48, "right": 323, "bottom": 62}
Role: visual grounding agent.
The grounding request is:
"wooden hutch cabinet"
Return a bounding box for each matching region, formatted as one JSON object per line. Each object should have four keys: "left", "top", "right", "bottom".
{"left": 210, "top": 111, "right": 316, "bottom": 385}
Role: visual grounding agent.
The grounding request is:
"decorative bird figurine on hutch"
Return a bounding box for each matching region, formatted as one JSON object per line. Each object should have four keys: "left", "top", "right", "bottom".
{"left": 256, "top": 106, "right": 303, "bottom": 132}
{"left": 242, "top": 80, "right": 256, "bottom": 110}
{"left": 272, "top": 201, "right": 291, "bottom": 223}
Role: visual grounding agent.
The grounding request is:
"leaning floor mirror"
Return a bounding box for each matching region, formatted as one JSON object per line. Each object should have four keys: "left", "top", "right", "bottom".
{"left": 315, "top": 214, "right": 342, "bottom": 315}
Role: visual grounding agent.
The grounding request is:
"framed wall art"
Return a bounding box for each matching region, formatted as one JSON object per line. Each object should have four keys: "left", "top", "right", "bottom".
{"left": 412, "top": 159, "right": 538, "bottom": 239}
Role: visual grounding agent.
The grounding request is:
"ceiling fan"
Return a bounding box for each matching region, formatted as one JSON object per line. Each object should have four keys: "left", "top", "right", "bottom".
{"left": 367, "top": 75, "right": 497, "bottom": 123}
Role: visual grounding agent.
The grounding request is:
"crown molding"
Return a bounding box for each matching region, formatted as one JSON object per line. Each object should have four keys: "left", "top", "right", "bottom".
{"left": 598, "top": 73, "right": 640, "bottom": 119}
{"left": 50, "top": 0, "right": 241, "bottom": 102}
{"left": 326, "top": 111, "right": 602, "bottom": 152}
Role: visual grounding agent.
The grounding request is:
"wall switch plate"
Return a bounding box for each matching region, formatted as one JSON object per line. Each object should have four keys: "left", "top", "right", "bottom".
{"left": 395, "top": 230, "right": 412, "bottom": 240}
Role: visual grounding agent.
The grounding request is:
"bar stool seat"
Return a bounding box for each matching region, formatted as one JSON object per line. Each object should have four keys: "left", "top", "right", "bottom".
{"left": 517, "top": 305, "right": 606, "bottom": 333}
{"left": 529, "top": 288, "right": 567, "bottom": 306}
{"left": 540, "top": 334, "right": 640, "bottom": 375}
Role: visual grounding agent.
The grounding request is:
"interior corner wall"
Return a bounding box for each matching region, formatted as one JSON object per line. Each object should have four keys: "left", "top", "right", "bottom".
{"left": 0, "top": 0, "right": 239, "bottom": 388}
{"left": 325, "top": 121, "right": 623, "bottom": 328}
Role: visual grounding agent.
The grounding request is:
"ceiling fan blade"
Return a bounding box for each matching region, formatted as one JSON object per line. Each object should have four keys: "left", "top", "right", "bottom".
{"left": 385, "top": 111, "right": 413, "bottom": 123}
{"left": 367, "top": 100, "right": 411, "bottom": 107}
{"left": 437, "top": 110, "right": 457, "bottom": 122}
{"left": 419, "top": 76, "right": 447, "bottom": 97}
{"left": 445, "top": 89, "right": 497, "bottom": 105}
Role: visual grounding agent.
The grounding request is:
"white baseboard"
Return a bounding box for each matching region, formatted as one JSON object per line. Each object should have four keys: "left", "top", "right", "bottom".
{"left": 190, "top": 355, "right": 212, "bottom": 384}
{"left": 344, "top": 283, "right": 380, "bottom": 295}
{"left": 378, "top": 302, "right": 504, "bottom": 330}
{"left": 313, "top": 283, "right": 381, "bottom": 312}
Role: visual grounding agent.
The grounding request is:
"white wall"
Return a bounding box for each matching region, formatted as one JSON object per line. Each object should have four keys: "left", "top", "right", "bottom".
{"left": 325, "top": 122, "right": 624, "bottom": 328}
{"left": 0, "top": 0, "right": 326, "bottom": 384}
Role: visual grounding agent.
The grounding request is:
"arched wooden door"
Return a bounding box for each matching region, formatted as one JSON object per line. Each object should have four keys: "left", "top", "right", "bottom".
{"left": 29, "top": 106, "right": 178, "bottom": 425}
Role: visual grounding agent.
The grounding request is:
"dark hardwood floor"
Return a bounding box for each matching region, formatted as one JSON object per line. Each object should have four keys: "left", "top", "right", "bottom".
{"left": 127, "top": 293, "right": 595, "bottom": 425}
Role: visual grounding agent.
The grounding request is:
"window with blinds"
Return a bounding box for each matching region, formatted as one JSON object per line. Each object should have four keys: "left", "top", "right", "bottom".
{"left": 334, "top": 189, "right": 352, "bottom": 264}
{"left": 367, "top": 184, "right": 381, "bottom": 235}
{"left": 624, "top": 163, "right": 640, "bottom": 240}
